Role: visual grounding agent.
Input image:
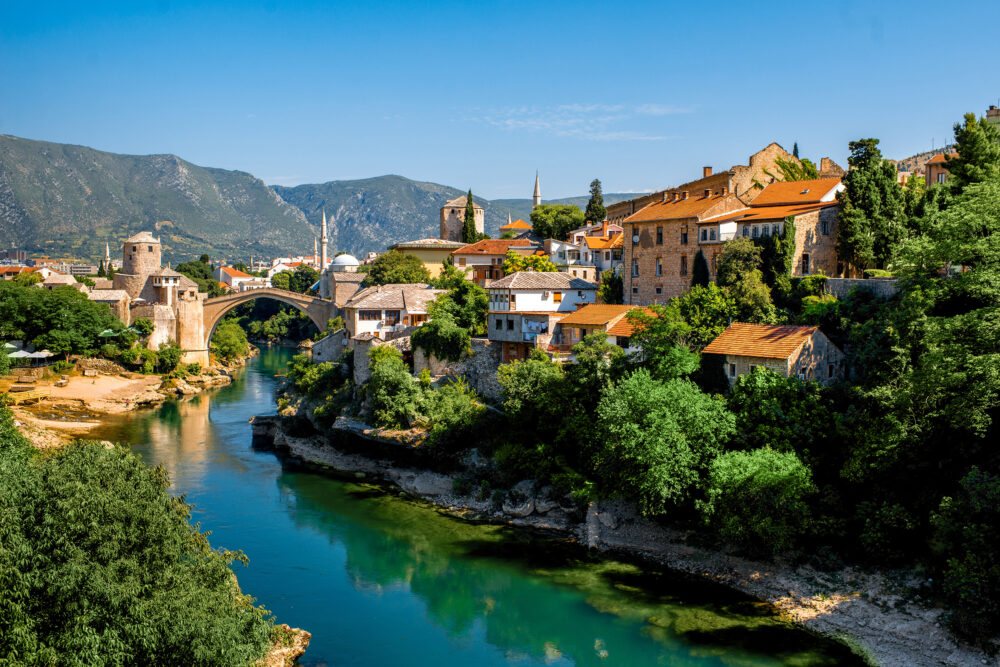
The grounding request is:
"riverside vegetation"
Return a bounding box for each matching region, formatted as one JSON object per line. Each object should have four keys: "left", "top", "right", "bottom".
{"left": 285, "top": 118, "right": 1000, "bottom": 652}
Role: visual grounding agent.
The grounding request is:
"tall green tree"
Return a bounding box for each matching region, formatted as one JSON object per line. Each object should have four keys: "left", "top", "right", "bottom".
{"left": 944, "top": 112, "right": 1000, "bottom": 193}
{"left": 529, "top": 204, "right": 585, "bottom": 240}
{"left": 597, "top": 269, "right": 623, "bottom": 304}
{"left": 691, "top": 249, "right": 710, "bottom": 287}
{"left": 716, "top": 238, "right": 776, "bottom": 323}
{"left": 584, "top": 179, "right": 607, "bottom": 225}
{"left": 502, "top": 250, "right": 557, "bottom": 273}
{"left": 835, "top": 138, "right": 907, "bottom": 271}
{"left": 462, "top": 189, "right": 478, "bottom": 243}
{"left": 756, "top": 216, "right": 796, "bottom": 287}
{"left": 97, "top": 261, "right": 107, "bottom": 278}
{"left": 792, "top": 142, "right": 799, "bottom": 158}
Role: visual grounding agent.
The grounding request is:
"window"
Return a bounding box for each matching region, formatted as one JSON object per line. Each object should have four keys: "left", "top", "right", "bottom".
{"left": 148, "top": 246, "right": 153, "bottom": 252}
{"left": 801, "top": 253, "right": 810, "bottom": 274}
{"left": 507, "top": 319, "right": 514, "bottom": 330}
{"left": 761, "top": 226, "right": 769, "bottom": 238}
{"left": 742, "top": 226, "right": 749, "bottom": 237}
{"left": 710, "top": 229, "right": 716, "bottom": 241}
{"left": 655, "top": 286, "right": 662, "bottom": 295}
{"left": 700, "top": 229, "right": 707, "bottom": 241}
{"left": 458, "top": 257, "right": 466, "bottom": 266}
{"left": 360, "top": 310, "right": 381, "bottom": 321}
{"left": 384, "top": 310, "right": 400, "bottom": 326}
{"left": 752, "top": 226, "right": 759, "bottom": 238}
{"left": 681, "top": 230, "right": 688, "bottom": 245}
{"left": 553, "top": 291, "right": 562, "bottom": 303}
{"left": 680, "top": 255, "right": 688, "bottom": 276}
{"left": 605, "top": 251, "right": 610, "bottom": 260}
{"left": 655, "top": 227, "right": 663, "bottom": 245}
{"left": 729, "top": 363, "right": 736, "bottom": 377}
{"left": 828, "top": 363, "right": 834, "bottom": 378}
{"left": 632, "top": 286, "right": 639, "bottom": 295}
{"left": 937, "top": 173, "right": 946, "bottom": 184}
{"left": 821, "top": 220, "right": 829, "bottom": 235}
{"left": 772, "top": 224, "right": 780, "bottom": 236}
{"left": 632, "top": 259, "right": 639, "bottom": 276}
{"left": 510, "top": 294, "right": 517, "bottom": 308}
{"left": 496, "top": 318, "right": 502, "bottom": 330}
{"left": 655, "top": 258, "right": 662, "bottom": 276}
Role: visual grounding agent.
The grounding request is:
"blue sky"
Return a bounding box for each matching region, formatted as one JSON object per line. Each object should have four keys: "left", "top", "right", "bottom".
{"left": 2, "top": 0, "right": 998, "bottom": 198}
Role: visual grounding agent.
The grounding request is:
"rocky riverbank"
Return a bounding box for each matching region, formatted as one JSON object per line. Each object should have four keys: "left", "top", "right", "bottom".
{"left": 252, "top": 414, "right": 994, "bottom": 667}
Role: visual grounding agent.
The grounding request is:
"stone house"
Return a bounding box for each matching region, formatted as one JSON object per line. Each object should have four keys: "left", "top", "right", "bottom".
{"left": 735, "top": 177, "right": 846, "bottom": 278}
{"left": 486, "top": 271, "right": 598, "bottom": 362}
{"left": 623, "top": 189, "right": 747, "bottom": 304}
{"left": 543, "top": 238, "right": 598, "bottom": 282}
{"left": 39, "top": 273, "right": 87, "bottom": 291}
{"left": 388, "top": 238, "right": 467, "bottom": 278}
{"left": 702, "top": 323, "right": 845, "bottom": 387}
{"left": 440, "top": 194, "right": 484, "bottom": 242}
{"left": 925, "top": 152, "right": 957, "bottom": 186}
{"left": 451, "top": 238, "right": 543, "bottom": 286}
{"left": 550, "top": 304, "right": 647, "bottom": 356}
{"left": 87, "top": 289, "right": 131, "bottom": 322}
{"left": 343, "top": 283, "right": 446, "bottom": 342}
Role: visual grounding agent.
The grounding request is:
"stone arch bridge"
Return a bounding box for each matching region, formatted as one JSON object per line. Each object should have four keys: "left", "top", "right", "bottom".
{"left": 194, "top": 288, "right": 335, "bottom": 362}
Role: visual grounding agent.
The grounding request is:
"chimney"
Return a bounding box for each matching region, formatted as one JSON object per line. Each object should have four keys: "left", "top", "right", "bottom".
{"left": 704, "top": 189, "right": 711, "bottom": 198}
{"left": 703, "top": 166, "right": 712, "bottom": 178}
{"left": 601, "top": 220, "right": 609, "bottom": 237}
{"left": 662, "top": 191, "right": 669, "bottom": 203}
{"left": 681, "top": 191, "right": 689, "bottom": 200}
{"left": 721, "top": 186, "right": 728, "bottom": 195}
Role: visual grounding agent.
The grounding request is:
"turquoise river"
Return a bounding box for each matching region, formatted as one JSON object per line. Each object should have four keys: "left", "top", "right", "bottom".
{"left": 89, "top": 346, "right": 865, "bottom": 667}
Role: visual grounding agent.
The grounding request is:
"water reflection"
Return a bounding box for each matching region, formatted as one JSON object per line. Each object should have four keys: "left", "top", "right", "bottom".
{"left": 89, "top": 347, "right": 863, "bottom": 667}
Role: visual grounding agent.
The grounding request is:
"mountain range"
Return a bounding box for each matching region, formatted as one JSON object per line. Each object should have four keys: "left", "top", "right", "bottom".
{"left": 0, "top": 134, "right": 634, "bottom": 263}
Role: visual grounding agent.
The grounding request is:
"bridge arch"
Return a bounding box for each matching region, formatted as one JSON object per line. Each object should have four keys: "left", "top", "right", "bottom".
{"left": 201, "top": 288, "right": 335, "bottom": 352}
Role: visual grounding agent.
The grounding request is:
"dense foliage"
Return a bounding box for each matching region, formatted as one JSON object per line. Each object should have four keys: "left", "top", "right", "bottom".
{"left": 176, "top": 257, "right": 223, "bottom": 296}
{"left": 584, "top": 178, "right": 606, "bottom": 224}
{"left": 362, "top": 250, "right": 431, "bottom": 287}
{"left": 597, "top": 269, "right": 623, "bottom": 304}
{"left": 211, "top": 320, "right": 249, "bottom": 361}
{"left": 529, "top": 204, "right": 585, "bottom": 240}
{"left": 501, "top": 250, "right": 557, "bottom": 273}
{"left": 0, "top": 405, "right": 275, "bottom": 665}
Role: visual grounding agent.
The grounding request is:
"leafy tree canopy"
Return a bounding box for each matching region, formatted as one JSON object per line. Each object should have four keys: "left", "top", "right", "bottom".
{"left": 945, "top": 112, "right": 1000, "bottom": 193}
{"left": 502, "top": 250, "right": 557, "bottom": 274}
{"left": 530, "top": 204, "right": 585, "bottom": 241}
{"left": 363, "top": 250, "right": 431, "bottom": 287}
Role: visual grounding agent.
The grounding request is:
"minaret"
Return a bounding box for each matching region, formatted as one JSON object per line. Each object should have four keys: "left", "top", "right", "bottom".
{"left": 507, "top": 211, "right": 512, "bottom": 225}
{"left": 532, "top": 171, "right": 541, "bottom": 208}
{"left": 320, "top": 209, "right": 329, "bottom": 269}
{"left": 314, "top": 237, "right": 318, "bottom": 262}
{"left": 104, "top": 242, "right": 111, "bottom": 265}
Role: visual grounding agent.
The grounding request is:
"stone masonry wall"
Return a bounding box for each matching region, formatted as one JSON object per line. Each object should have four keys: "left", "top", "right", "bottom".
{"left": 412, "top": 337, "right": 503, "bottom": 402}
{"left": 312, "top": 329, "right": 348, "bottom": 363}
{"left": 792, "top": 207, "right": 841, "bottom": 277}
{"left": 824, "top": 278, "right": 899, "bottom": 300}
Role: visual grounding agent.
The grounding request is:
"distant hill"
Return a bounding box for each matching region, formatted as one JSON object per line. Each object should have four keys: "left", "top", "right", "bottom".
{"left": 894, "top": 145, "right": 956, "bottom": 174}
{"left": 0, "top": 133, "right": 640, "bottom": 262}
{"left": 0, "top": 134, "right": 314, "bottom": 263}
{"left": 274, "top": 177, "right": 638, "bottom": 257}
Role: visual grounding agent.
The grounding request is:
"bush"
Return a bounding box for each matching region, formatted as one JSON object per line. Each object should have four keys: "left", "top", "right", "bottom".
{"left": 186, "top": 362, "right": 202, "bottom": 376}
{"left": 418, "top": 377, "right": 486, "bottom": 447}
{"left": 99, "top": 343, "right": 121, "bottom": 359}
{"left": 411, "top": 311, "right": 470, "bottom": 362}
{"left": 131, "top": 317, "right": 154, "bottom": 338}
{"left": 0, "top": 405, "right": 275, "bottom": 664}
{"left": 286, "top": 353, "right": 345, "bottom": 399}
{"left": 367, "top": 347, "right": 421, "bottom": 429}
{"left": 51, "top": 360, "right": 73, "bottom": 374}
{"left": 156, "top": 342, "right": 182, "bottom": 374}
{"left": 700, "top": 448, "right": 817, "bottom": 557}
{"left": 211, "top": 320, "right": 248, "bottom": 361}
{"left": 0, "top": 352, "right": 8, "bottom": 376}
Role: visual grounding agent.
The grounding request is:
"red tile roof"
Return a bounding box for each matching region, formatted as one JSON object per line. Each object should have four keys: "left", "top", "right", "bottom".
{"left": 624, "top": 193, "right": 741, "bottom": 224}
{"left": 607, "top": 307, "right": 655, "bottom": 337}
{"left": 926, "top": 152, "right": 958, "bottom": 165}
{"left": 221, "top": 266, "right": 252, "bottom": 278}
{"left": 452, "top": 238, "right": 534, "bottom": 256}
{"left": 583, "top": 233, "right": 624, "bottom": 249}
{"left": 750, "top": 178, "right": 842, "bottom": 206}
{"left": 738, "top": 201, "right": 837, "bottom": 222}
{"left": 557, "top": 304, "right": 639, "bottom": 327}
{"left": 500, "top": 218, "right": 532, "bottom": 230}
{"left": 702, "top": 323, "right": 818, "bottom": 359}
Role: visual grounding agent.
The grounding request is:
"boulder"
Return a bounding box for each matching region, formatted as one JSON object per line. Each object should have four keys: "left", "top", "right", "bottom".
{"left": 503, "top": 497, "right": 535, "bottom": 517}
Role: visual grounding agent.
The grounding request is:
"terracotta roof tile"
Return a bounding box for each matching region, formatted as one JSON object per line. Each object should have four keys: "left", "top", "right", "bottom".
{"left": 452, "top": 238, "right": 535, "bottom": 256}
{"left": 624, "top": 193, "right": 742, "bottom": 224}
{"left": 607, "top": 307, "right": 655, "bottom": 337}
{"left": 500, "top": 219, "right": 532, "bottom": 230}
{"left": 926, "top": 152, "right": 958, "bottom": 165}
{"left": 221, "top": 266, "right": 252, "bottom": 278}
{"left": 583, "top": 232, "right": 624, "bottom": 249}
{"left": 739, "top": 201, "right": 837, "bottom": 222}
{"left": 557, "top": 304, "right": 639, "bottom": 327}
{"left": 750, "top": 178, "right": 842, "bottom": 206}
{"left": 702, "top": 323, "right": 818, "bottom": 359}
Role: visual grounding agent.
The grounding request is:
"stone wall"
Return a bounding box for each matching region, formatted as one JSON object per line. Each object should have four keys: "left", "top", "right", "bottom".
{"left": 412, "top": 337, "right": 503, "bottom": 402}
{"left": 312, "top": 329, "right": 348, "bottom": 363}
{"left": 792, "top": 207, "right": 841, "bottom": 278}
{"left": 824, "top": 278, "right": 899, "bottom": 300}
{"left": 352, "top": 336, "right": 411, "bottom": 386}
{"left": 175, "top": 292, "right": 207, "bottom": 366}
{"left": 132, "top": 304, "right": 176, "bottom": 351}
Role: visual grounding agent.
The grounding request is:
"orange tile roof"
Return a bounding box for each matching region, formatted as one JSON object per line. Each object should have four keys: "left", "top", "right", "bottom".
{"left": 452, "top": 238, "right": 534, "bottom": 256}
{"left": 702, "top": 323, "right": 818, "bottom": 359}
{"left": 500, "top": 218, "right": 532, "bottom": 230}
{"left": 222, "top": 266, "right": 252, "bottom": 278}
{"left": 926, "top": 152, "right": 958, "bottom": 165}
{"left": 738, "top": 201, "right": 837, "bottom": 222}
{"left": 750, "top": 178, "right": 842, "bottom": 206}
{"left": 583, "top": 232, "right": 624, "bottom": 249}
{"left": 624, "top": 193, "right": 737, "bottom": 224}
{"left": 557, "top": 304, "right": 639, "bottom": 327}
{"left": 607, "top": 307, "right": 655, "bottom": 337}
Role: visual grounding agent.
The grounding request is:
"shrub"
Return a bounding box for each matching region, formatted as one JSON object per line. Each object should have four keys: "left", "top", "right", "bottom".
{"left": 156, "top": 342, "right": 182, "bottom": 374}
{"left": 367, "top": 347, "right": 421, "bottom": 428}
{"left": 700, "top": 448, "right": 817, "bottom": 557}
{"left": 411, "top": 311, "right": 470, "bottom": 362}
{"left": 211, "top": 320, "right": 248, "bottom": 361}
{"left": 99, "top": 343, "right": 120, "bottom": 359}
{"left": 286, "top": 353, "right": 344, "bottom": 399}
{"left": 131, "top": 317, "right": 154, "bottom": 338}
{"left": 419, "top": 377, "right": 486, "bottom": 447}
{"left": 51, "top": 360, "right": 73, "bottom": 374}
{"left": 0, "top": 405, "right": 275, "bottom": 664}
{"left": 186, "top": 362, "right": 202, "bottom": 376}
{"left": 0, "top": 351, "right": 8, "bottom": 376}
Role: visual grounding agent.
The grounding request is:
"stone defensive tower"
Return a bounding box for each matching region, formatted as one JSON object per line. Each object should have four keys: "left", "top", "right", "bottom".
{"left": 122, "top": 231, "right": 162, "bottom": 276}
{"left": 439, "top": 194, "right": 484, "bottom": 242}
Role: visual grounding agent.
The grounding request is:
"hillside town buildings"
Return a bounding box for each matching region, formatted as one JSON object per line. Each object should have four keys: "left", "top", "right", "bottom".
{"left": 388, "top": 238, "right": 466, "bottom": 277}
{"left": 703, "top": 323, "right": 845, "bottom": 386}
{"left": 439, "top": 194, "right": 484, "bottom": 242}
{"left": 451, "top": 238, "right": 543, "bottom": 286}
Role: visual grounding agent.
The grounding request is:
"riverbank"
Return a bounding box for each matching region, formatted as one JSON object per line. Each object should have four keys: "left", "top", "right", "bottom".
{"left": 254, "top": 414, "right": 993, "bottom": 667}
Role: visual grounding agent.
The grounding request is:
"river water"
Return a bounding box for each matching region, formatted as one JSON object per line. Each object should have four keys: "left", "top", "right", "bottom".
{"left": 89, "top": 346, "right": 863, "bottom": 666}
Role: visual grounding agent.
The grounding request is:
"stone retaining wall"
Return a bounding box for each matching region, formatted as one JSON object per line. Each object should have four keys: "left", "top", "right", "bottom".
{"left": 412, "top": 337, "right": 502, "bottom": 402}
{"left": 824, "top": 277, "right": 899, "bottom": 299}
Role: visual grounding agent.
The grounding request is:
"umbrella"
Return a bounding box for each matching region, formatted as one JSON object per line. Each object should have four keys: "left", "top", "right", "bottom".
{"left": 99, "top": 329, "right": 120, "bottom": 338}
{"left": 28, "top": 350, "right": 53, "bottom": 359}
{"left": 9, "top": 350, "right": 30, "bottom": 358}
{"left": 2, "top": 342, "right": 16, "bottom": 351}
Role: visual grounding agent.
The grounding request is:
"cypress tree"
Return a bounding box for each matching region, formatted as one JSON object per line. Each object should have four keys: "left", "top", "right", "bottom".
{"left": 462, "top": 189, "right": 478, "bottom": 243}
{"left": 692, "top": 249, "right": 710, "bottom": 287}
{"left": 97, "top": 261, "right": 107, "bottom": 278}
{"left": 585, "top": 179, "right": 607, "bottom": 225}
{"left": 792, "top": 142, "right": 800, "bottom": 158}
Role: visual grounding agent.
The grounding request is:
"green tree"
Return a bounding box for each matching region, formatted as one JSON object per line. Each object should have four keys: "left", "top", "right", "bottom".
{"left": 584, "top": 178, "right": 607, "bottom": 225}
{"left": 462, "top": 189, "right": 479, "bottom": 243}
{"left": 595, "top": 369, "right": 735, "bottom": 514}
{"left": 367, "top": 346, "right": 421, "bottom": 428}
{"left": 363, "top": 250, "right": 431, "bottom": 286}
{"left": 756, "top": 216, "right": 796, "bottom": 288}
{"left": 699, "top": 448, "right": 817, "bottom": 556}
{"left": 97, "top": 260, "right": 107, "bottom": 278}
{"left": 211, "top": 320, "right": 248, "bottom": 361}
{"left": 270, "top": 270, "right": 292, "bottom": 291}
{"left": 411, "top": 311, "right": 470, "bottom": 362}
{"left": 944, "top": 112, "right": 1000, "bottom": 193}
{"left": 176, "top": 258, "right": 223, "bottom": 296}
{"left": 156, "top": 341, "right": 182, "bottom": 374}
{"left": 288, "top": 265, "right": 320, "bottom": 293}
{"left": 13, "top": 271, "right": 43, "bottom": 286}
{"left": 624, "top": 305, "right": 699, "bottom": 380}
{"left": 529, "top": 204, "right": 585, "bottom": 240}
{"left": 691, "top": 249, "right": 710, "bottom": 287}
{"left": 716, "top": 238, "right": 776, "bottom": 323}
{"left": 597, "top": 269, "right": 623, "bottom": 304}
{"left": 497, "top": 355, "right": 566, "bottom": 427}
{"left": 0, "top": 282, "right": 122, "bottom": 357}
{"left": 716, "top": 237, "right": 762, "bottom": 287}
{"left": 792, "top": 142, "right": 799, "bottom": 158}
{"left": 0, "top": 349, "right": 9, "bottom": 376}
{"left": 501, "top": 250, "right": 557, "bottom": 273}
{"left": 835, "top": 138, "right": 907, "bottom": 271}
{"left": 0, "top": 405, "right": 275, "bottom": 665}
{"left": 671, "top": 283, "right": 738, "bottom": 349}
{"left": 428, "top": 264, "right": 488, "bottom": 334}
